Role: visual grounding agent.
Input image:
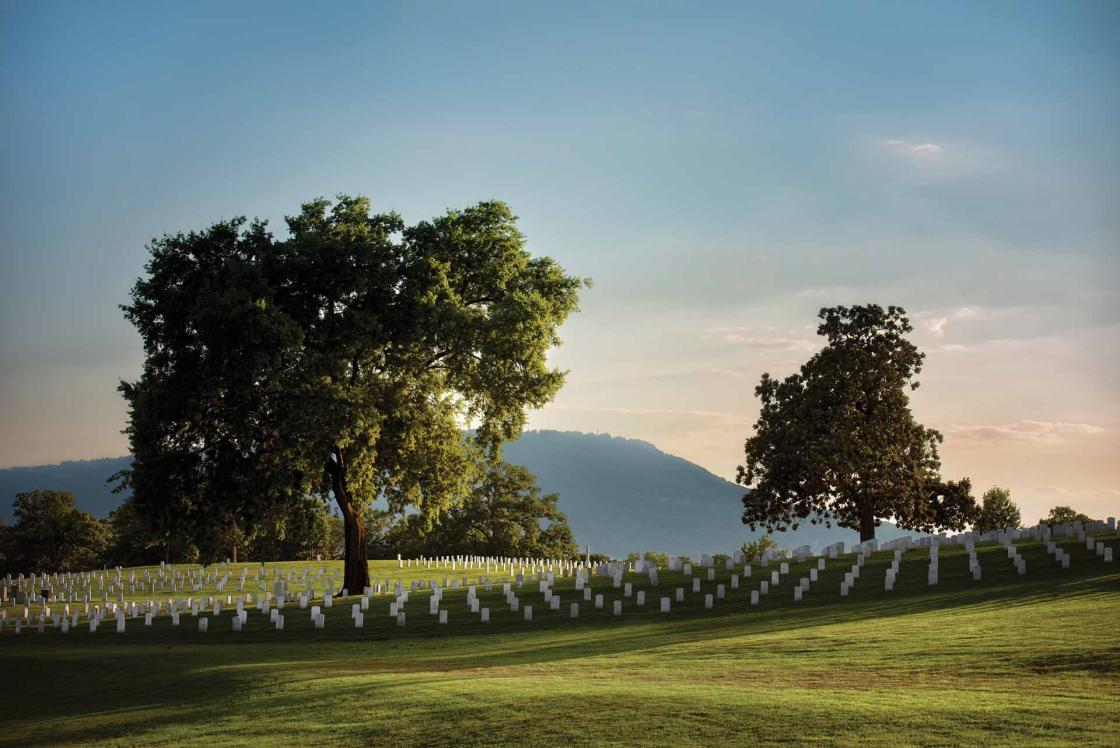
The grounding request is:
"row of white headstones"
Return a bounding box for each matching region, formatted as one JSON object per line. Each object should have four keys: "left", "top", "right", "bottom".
{"left": 1, "top": 519, "right": 1116, "bottom": 635}
{"left": 1, "top": 562, "right": 349, "bottom": 608}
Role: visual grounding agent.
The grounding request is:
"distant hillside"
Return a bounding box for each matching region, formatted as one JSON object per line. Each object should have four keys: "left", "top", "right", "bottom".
{"left": 0, "top": 457, "right": 131, "bottom": 521}
{"left": 503, "top": 431, "right": 917, "bottom": 556}
{"left": 0, "top": 431, "right": 918, "bottom": 556}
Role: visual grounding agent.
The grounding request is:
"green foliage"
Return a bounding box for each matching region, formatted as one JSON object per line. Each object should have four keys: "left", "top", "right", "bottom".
{"left": 737, "top": 304, "right": 977, "bottom": 541}
{"left": 0, "top": 516, "right": 9, "bottom": 570}
{"left": 105, "top": 493, "right": 340, "bottom": 566}
{"left": 119, "top": 196, "right": 586, "bottom": 590}
{"left": 4, "top": 491, "right": 109, "bottom": 573}
{"left": 1041, "top": 506, "right": 1093, "bottom": 526}
{"left": 625, "top": 551, "right": 669, "bottom": 568}
{"left": 247, "top": 498, "right": 341, "bottom": 562}
{"left": 106, "top": 497, "right": 172, "bottom": 567}
{"left": 974, "top": 486, "right": 1022, "bottom": 533}
{"left": 740, "top": 533, "right": 779, "bottom": 560}
{"left": 380, "top": 459, "right": 579, "bottom": 560}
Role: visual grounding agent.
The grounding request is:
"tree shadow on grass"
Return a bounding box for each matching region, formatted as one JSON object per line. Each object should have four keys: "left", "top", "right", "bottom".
{"left": 3, "top": 550, "right": 1118, "bottom": 743}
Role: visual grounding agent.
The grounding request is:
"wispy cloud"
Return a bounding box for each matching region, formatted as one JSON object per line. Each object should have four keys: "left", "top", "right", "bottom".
{"left": 541, "top": 403, "right": 750, "bottom": 424}
{"left": 793, "top": 286, "right": 858, "bottom": 300}
{"left": 915, "top": 305, "right": 982, "bottom": 337}
{"left": 946, "top": 420, "right": 1106, "bottom": 446}
{"left": 883, "top": 138, "right": 945, "bottom": 159}
{"left": 709, "top": 367, "right": 752, "bottom": 379}
{"left": 723, "top": 335, "right": 816, "bottom": 350}
{"left": 704, "top": 327, "right": 817, "bottom": 351}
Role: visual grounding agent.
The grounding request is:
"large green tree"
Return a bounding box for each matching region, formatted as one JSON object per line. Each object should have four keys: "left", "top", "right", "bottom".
{"left": 736, "top": 305, "right": 976, "bottom": 542}
{"left": 120, "top": 196, "right": 584, "bottom": 592}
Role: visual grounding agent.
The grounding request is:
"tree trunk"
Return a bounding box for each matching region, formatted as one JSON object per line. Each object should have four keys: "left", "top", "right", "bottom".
{"left": 327, "top": 445, "right": 370, "bottom": 594}
{"left": 232, "top": 544, "right": 237, "bottom": 564}
{"left": 859, "top": 503, "right": 876, "bottom": 542}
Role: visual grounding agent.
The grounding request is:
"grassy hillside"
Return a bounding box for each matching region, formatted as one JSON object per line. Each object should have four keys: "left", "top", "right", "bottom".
{"left": 1, "top": 534, "right": 1117, "bottom": 746}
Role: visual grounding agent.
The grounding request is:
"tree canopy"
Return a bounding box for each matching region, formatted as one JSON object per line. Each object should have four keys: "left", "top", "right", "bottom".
{"left": 736, "top": 304, "right": 976, "bottom": 541}
{"left": 740, "top": 533, "right": 779, "bottom": 561}
{"left": 1041, "top": 506, "right": 1092, "bottom": 526}
{"left": 119, "top": 196, "right": 586, "bottom": 591}
{"left": 3, "top": 491, "right": 109, "bottom": 574}
{"left": 973, "top": 486, "right": 1022, "bottom": 533}
{"left": 373, "top": 458, "right": 578, "bottom": 560}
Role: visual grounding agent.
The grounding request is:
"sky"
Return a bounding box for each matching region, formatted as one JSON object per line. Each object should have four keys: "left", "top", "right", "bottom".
{"left": 1, "top": 1, "right": 1117, "bottom": 523}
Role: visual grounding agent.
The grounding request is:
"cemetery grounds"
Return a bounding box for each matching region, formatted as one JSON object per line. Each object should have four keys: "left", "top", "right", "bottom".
{"left": 1, "top": 533, "right": 1118, "bottom": 746}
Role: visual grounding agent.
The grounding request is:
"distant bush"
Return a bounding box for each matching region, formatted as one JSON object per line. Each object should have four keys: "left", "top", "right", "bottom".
{"left": 1040, "top": 505, "right": 1092, "bottom": 527}
{"left": 625, "top": 551, "right": 668, "bottom": 568}
{"left": 740, "top": 533, "right": 778, "bottom": 561}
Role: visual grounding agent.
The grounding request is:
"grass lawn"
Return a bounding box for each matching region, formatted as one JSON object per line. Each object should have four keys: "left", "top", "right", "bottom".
{"left": 1, "top": 536, "right": 1118, "bottom": 746}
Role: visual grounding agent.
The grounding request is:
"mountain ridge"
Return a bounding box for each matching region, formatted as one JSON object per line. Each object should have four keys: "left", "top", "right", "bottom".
{"left": 0, "top": 430, "right": 918, "bottom": 556}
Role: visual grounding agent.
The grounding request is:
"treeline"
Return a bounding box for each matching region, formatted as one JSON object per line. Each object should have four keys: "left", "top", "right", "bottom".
{"left": 0, "top": 489, "right": 340, "bottom": 574}
{"left": 0, "top": 460, "right": 579, "bottom": 576}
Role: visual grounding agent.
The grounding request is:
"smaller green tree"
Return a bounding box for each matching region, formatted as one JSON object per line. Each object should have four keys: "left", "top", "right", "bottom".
{"left": 1041, "top": 506, "right": 1093, "bottom": 526}
{"left": 388, "top": 459, "right": 578, "bottom": 559}
{"left": 8, "top": 491, "right": 109, "bottom": 573}
{"left": 237, "top": 497, "right": 338, "bottom": 562}
{"left": 107, "top": 497, "right": 167, "bottom": 567}
{"left": 624, "top": 551, "right": 669, "bottom": 568}
{"left": 0, "top": 517, "right": 10, "bottom": 571}
{"left": 974, "top": 486, "right": 1022, "bottom": 533}
{"left": 741, "top": 533, "right": 779, "bottom": 561}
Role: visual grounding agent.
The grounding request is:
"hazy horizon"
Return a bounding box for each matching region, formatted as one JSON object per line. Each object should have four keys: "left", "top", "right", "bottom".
{"left": 2, "top": 2, "right": 1117, "bottom": 524}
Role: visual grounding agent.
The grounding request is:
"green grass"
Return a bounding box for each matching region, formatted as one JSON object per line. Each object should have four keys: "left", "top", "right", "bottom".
{"left": 1, "top": 536, "right": 1118, "bottom": 746}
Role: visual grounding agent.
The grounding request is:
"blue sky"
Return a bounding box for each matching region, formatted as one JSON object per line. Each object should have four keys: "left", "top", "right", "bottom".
{"left": 1, "top": 1, "right": 1117, "bottom": 521}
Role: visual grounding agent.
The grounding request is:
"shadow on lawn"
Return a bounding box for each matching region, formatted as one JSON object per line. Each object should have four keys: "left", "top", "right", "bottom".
{"left": 3, "top": 543, "right": 1118, "bottom": 745}
{"left": 4, "top": 571, "right": 1118, "bottom": 744}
